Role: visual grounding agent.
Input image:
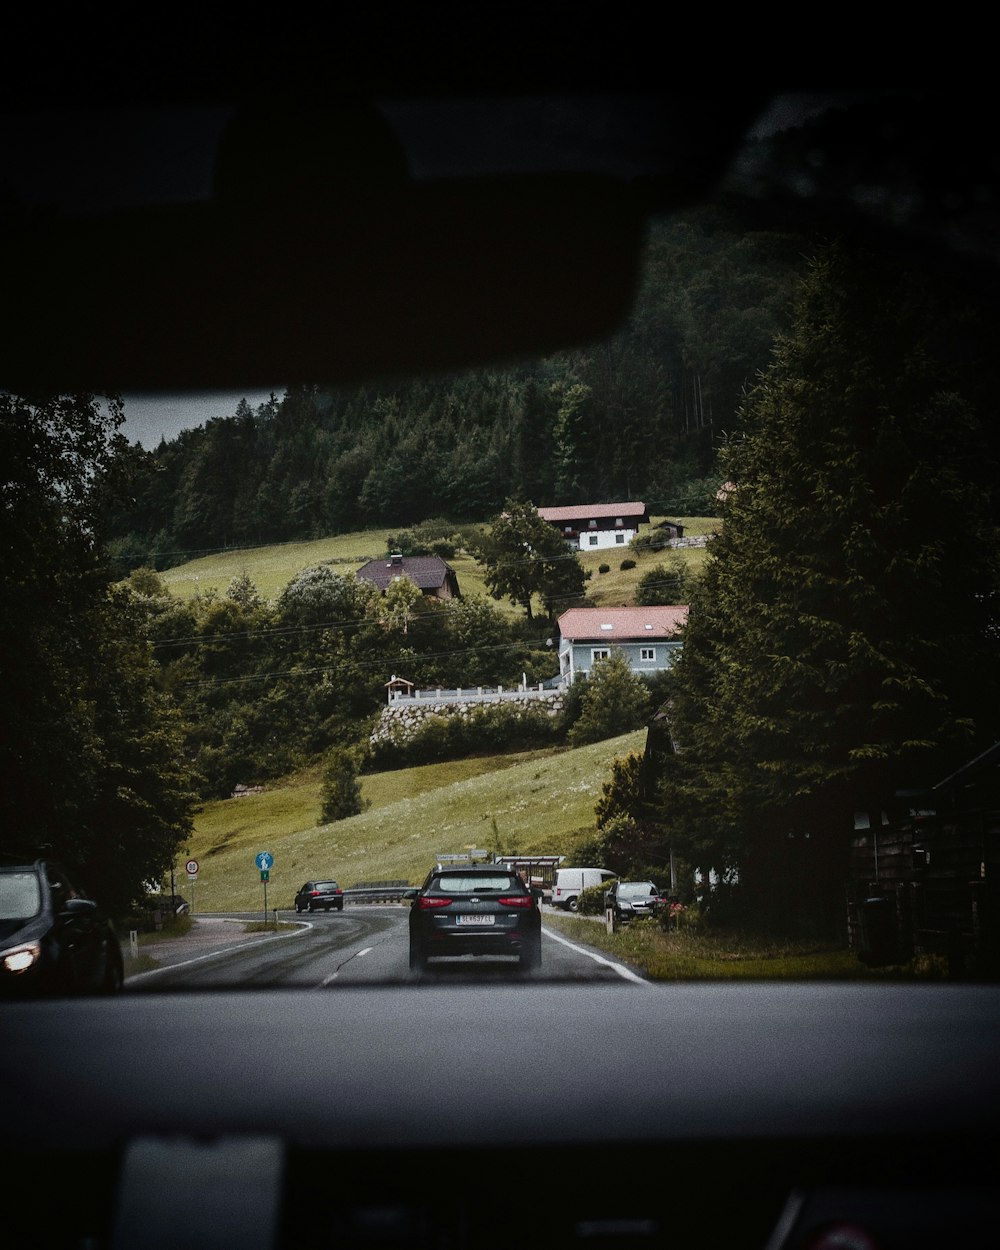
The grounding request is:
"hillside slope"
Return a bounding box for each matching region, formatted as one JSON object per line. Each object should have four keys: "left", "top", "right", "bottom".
{"left": 184, "top": 730, "right": 646, "bottom": 910}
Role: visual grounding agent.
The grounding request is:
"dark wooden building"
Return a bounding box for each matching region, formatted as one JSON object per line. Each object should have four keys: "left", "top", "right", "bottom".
{"left": 849, "top": 743, "right": 1000, "bottom": 976}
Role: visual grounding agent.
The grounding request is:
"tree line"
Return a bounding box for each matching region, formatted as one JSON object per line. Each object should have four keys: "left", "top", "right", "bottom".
{"left": 105, "top": 205, "right": 806, "bottom": 572}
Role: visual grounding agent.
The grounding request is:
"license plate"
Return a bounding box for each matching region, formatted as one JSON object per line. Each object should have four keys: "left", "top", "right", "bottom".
{"left": 456, "top": 914, "right": 495, "bottom": 925}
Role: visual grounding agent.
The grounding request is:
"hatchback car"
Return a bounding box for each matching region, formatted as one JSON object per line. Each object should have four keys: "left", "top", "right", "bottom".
{"left": 605, "top": 880, "right": 667, "bottom": 930}
{"left": 408, "top": 863, "right": 541, "bottom": 971}
{"left": 0, "top": 861, "right": 124, "bottom": 996}
{"left": 293, "top": 880, "right": 344, "bottom": 913}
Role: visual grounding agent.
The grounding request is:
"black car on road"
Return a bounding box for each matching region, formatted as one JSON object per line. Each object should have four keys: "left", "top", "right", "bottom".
{"left": 408, "top": 863, "right": 541, "bottom": 971}
{"left": 0, "top": 861, "right": 124, "bottom": 997}
{"left": 605, "top": 880, "right": 667, "bottom": 931}
{"left": 294, "top": 880, "right": 345, "bottom": 913}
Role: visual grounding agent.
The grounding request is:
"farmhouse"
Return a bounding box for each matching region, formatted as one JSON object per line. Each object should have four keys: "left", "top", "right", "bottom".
{"left": 556, "top": 605, "right": 688, "bottom": 683}
{"left": 355, "top": 553, "right": 461, "bottom": 600}
{"left": 537, "top": 502, "right": 651, "bottom": 551}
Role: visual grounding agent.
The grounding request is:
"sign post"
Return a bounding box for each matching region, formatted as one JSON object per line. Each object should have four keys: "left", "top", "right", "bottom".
{"left": 255, "top": 852, "right": 274, "bottom": 922}
{"left": 185, "top": 859, "right": 199, "bottom": 914}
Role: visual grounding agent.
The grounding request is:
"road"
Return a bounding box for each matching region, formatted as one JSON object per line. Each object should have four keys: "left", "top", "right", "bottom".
{"left": 128, "top": 906, "right": 649, "bottom": 990}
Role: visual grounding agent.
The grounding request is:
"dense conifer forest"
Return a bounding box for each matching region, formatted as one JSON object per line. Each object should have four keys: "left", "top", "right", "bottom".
{"left": 106, "top": 205, "right": 806, "bottom": 572}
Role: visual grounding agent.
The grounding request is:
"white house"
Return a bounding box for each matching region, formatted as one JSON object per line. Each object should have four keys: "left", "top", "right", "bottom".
{"left": 557, "top": 605, "right": 688, "bottom": 682}
{"left": 537, "top": 501, "right": 650, "bottom": 551}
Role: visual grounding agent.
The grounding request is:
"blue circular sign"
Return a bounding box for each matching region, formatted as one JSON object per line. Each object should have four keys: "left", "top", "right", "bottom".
{"left": 255, "top": 851, "right": 274, "bottom": 870}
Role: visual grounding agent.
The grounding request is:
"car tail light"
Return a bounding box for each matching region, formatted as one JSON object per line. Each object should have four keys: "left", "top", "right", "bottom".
{"left": 418, "top": 896, "right": 452, "bottom": 909}
{"left": 309, "top": 890, "right": 321, "bottom": 896}
{"left": 334, "top": 888, "right": 343, "bottom": 894}
{"left": 498, "top": 895, "right": 533, "bottom": 908}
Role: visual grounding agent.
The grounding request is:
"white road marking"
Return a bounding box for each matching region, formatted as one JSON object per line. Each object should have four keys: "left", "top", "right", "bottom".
{"left": 128, "top": 921, "right": 312, "bottom": 980}
{"left": 541, "top": 925, "right": 652, "bottom": 985}
{"left": 317, "top": 945, "right": 375, "bottom": 987}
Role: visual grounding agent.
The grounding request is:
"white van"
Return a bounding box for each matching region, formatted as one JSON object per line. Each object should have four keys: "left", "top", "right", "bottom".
{"left": 551, "top": 868, "right": 617, "bottom": 911}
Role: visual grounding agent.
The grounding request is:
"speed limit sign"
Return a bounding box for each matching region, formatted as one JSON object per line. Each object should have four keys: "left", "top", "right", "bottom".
{"left": 185, "top": 859, "right": 200, "bottom": 876}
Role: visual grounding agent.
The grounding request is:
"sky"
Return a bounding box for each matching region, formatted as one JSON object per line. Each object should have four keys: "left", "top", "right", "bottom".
{"left": 120, "top": 390, "right": 282, "bottom": 449}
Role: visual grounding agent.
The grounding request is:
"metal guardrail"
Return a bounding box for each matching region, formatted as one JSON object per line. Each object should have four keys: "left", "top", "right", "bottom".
{"left": 341, "top": 881, "right": 412, "bottom": 904}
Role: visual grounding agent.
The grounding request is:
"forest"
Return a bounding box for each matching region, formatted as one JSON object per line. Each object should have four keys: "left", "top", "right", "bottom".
{"left": 105, "top": 203, "right": 806, "bottom": 571}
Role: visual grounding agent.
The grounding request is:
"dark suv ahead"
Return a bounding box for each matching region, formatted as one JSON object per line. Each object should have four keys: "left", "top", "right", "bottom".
{"left": 605, "top": 880, "right": 667, "bottom": 931}
{"left": 408, "top": 863, "right": 541, "bottom": 972}
{"left": 0, "top": 861, "right": 124, "bottom": 996}
{"left": 293, "top": 880, "right": 345, "bottom": 913}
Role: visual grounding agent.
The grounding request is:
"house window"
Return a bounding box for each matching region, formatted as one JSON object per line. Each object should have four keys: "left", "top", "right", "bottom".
{"left": 641, "top": 647, "right": 656, "bottom": 662}
{"left": 564, "top": 525, "right": 572, "bottom": 534}
{"left": 615, "top": 517, "right": 623, "bottom": 526}
{"left": 588, "top": 519, "right": 597, "bottom": 527}
{"left": 592, "top": 648, "right": 610, "bottom": 663}
{"left": 615, "top": 533, "right": 625, "bottom": 544}
{"left": 588, "top": 535, "right": 598, "bottom": 546}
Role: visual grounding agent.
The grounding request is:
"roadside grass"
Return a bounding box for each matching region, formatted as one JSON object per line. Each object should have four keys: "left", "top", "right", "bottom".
{"left": 243, "top": 920, "right": 301, "bottom": 934}
{"left": 544, "top": 914, "right": 875, "bottom": 980}
{"left": 136, "top": 914, "right": 193, "bottom": 944}
{"left": 156, "top": 518, "right": 720, "bottom": 611}
{"left": 122, "top": 952, "right": 160, "bottom": 974}
{"left": 183, "top": 730, "right": 645, "bottom": 911}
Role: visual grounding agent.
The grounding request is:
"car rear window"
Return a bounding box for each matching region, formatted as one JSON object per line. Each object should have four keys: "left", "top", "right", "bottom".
{"left": 432, "top": 875, "right": 521, "bottom": 893}
{"left": 315, "top": 882, "right": 339, "bottom": 890}
{"left": 0, "top": 871, "right": 42, "bottom": 920}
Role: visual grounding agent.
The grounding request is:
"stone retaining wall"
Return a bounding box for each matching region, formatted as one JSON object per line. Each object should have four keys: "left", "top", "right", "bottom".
{"left": 371, "top": 691, "right": 566, "bottom": 745}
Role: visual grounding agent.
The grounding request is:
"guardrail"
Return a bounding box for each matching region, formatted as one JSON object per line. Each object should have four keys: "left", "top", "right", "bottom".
{"left": 341, "top": 880, "right": 412, "bottom": 904}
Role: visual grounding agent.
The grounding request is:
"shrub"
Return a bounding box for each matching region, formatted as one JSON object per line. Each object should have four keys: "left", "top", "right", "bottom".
{"left": 620, "top": 559, "right": 636, "bottom": 571}
{"left": 318, "top": 747, "right": 369, "bottom": 823}
{"left": 577, "top": 880, "right": 614, "bottom": 915}
{"left": 598, "top": 563, "right": 610, "bottom": 574}
{"left": 635, "top": 560, "right": 687, "bottom": 605}
{"left": 567, "top": 652, "right": 652, "bottom": 745}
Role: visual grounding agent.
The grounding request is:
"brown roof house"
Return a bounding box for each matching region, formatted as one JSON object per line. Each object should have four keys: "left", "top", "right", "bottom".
{"left": 355, "top": 553, "right": 461, "bottom": 600}
{"left": 537, "top": 502, "right": 650, "bottom": 552}
{"left": 557, "top": 605, "right": 687, "bottom": 683}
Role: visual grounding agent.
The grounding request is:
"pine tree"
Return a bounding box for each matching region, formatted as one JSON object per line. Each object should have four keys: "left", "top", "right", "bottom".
{"left": 660, "top": 241, "right": 1000, "bottom": 932}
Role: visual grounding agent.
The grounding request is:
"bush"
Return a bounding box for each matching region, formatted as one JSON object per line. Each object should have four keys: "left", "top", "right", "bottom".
{"left": 635, "top": 560, "right": 687, "bottom": 605}
{"left": 598, "top": 563, "right": 610, "bottom": 574}
{"left": 318, "top": 747, "right": 369, "bottom": 823}
{"left": 577, "top": 880, "right": 614, "bottom": 914}
{"left": 620, "top": 559, "right": 636, "bottom": 571}
{"left": 567, "top": 652, "right": 652, "bottom": 746}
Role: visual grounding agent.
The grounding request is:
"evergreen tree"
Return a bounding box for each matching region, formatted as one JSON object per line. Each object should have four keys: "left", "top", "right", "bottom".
{"left": 0, "top": 393, "right": 194, "bottom": 912}
{"left": 318, "top": 747, "right": 368, "bottom": 824}
{"left": 660, "top": 240, "right": 1000, "bottom": 933}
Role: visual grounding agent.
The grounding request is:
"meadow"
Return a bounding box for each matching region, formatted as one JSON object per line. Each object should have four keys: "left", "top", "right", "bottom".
{"left": 158, "top": 516, "right": 719, "bottom": 610}
{"left": 183, "top": 730, "right": 647, "bottom": 911}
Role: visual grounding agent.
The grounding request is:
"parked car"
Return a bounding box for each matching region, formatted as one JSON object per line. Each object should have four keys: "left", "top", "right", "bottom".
{"left": 293, "top": 880, "right": 345, "bottom": 913}
{"left": 551, "top": 867, "right": 617, "bottom": 911}
{"left": 0, "top": 861, "right": 124, "bottom": 996}
{"left": 408, "top": 863, "right": 541, "bottom": 971}
{"left": 605, "top": 881, "right": 667, "bottom": 931}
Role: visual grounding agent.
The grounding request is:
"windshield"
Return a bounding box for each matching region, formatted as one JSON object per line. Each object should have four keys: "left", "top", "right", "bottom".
{"left": 0, "top": 873, "right": 42, "bottom": 921}
{"left": 618, "top": 884, "right": 656, "bottom": 899}
{"left": 3, "top": 86, "right": 999, "bottom": 995}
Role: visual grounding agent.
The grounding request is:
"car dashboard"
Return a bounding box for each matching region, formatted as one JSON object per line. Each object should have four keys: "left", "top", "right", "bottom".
{"left": 3, "top": 981, "right": 997, "bottom": 1249}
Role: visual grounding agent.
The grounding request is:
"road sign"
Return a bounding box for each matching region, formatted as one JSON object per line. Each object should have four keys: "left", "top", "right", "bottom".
{"left": 185, "top": 859, "right": 200, "bottom": 875}
{"left": 255, "top": 852, "right": 274, "bottom": 871}
{"left": 260, "top": 870, "right": 270, "bottom": 882}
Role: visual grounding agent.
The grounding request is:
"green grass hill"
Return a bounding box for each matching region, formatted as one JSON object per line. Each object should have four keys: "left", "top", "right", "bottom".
{"left": 158, "top": 517, "right": 718, "bottom": 611}
{"left": 183, "top": 730, "right": 646, "bottom": 911}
